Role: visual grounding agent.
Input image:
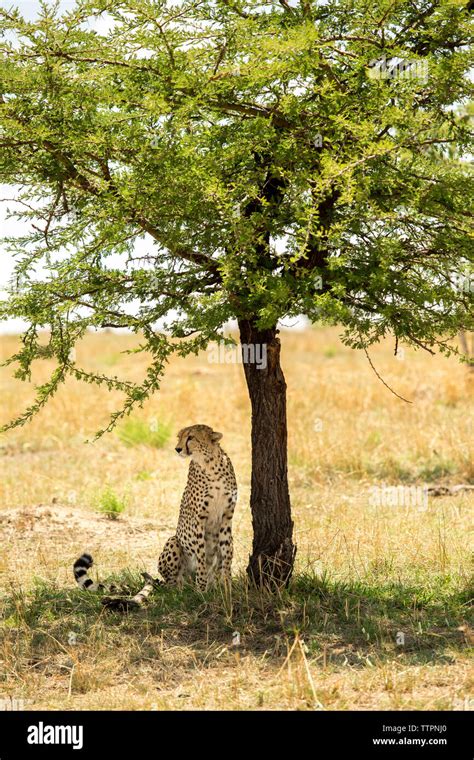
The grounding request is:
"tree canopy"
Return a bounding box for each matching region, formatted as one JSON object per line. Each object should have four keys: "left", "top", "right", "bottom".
{"left": 1, "top": 0, "right": 473, "bottom": 434}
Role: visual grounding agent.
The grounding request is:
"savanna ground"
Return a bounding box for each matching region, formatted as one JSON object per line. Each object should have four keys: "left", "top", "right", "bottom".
{"left": 0, "top": 326, "right": 472, "bottom": 711}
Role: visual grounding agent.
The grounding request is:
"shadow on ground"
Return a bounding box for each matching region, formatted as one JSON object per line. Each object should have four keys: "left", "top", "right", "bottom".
{"left": 1, "top": 571, "right": 471, "bottom": 671}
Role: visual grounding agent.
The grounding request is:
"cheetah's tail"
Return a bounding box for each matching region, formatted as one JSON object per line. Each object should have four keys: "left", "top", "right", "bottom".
{"left": 101, "top": 572, "right": 163, "bottom": 611}
{"left": 73, "top": 553, "right": 102, "bottom": 591}
{"left": 74, "top": 553, "right": 162, "bottom": 610}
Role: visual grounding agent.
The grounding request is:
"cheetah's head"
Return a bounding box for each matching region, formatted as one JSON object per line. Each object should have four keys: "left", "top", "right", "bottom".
{"left": 175, "top": 424, "right": 223, "bottom": 460}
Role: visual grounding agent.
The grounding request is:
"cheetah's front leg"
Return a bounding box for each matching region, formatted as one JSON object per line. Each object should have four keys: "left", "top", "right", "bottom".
{"left": 194, "top": 514, "right": 211, "bottom": 591}
{"left": 217, "top": 511, "right": 234, "bottom": 583}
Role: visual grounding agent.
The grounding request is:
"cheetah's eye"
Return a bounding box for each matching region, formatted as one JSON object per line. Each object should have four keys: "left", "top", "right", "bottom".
{"left": 187, "top": 435, "right": 194, "bottom": 441}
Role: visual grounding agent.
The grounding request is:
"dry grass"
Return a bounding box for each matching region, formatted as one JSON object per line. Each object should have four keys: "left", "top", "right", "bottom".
{"left": 0, "top": 326, "right": 472, "bottom": 710}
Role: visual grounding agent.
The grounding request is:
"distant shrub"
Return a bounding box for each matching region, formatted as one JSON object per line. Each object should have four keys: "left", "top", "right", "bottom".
{"left": 97, "top": 487, "right": 126, "bottom": 520}
{"left": 135, "top": 470, "right": 152, "bottom": 481}
{"left": 117, "top": 417, "right": 172, "bottom": 448}
{"left": 418, "top": 460, "right": 456, "bottom": 482}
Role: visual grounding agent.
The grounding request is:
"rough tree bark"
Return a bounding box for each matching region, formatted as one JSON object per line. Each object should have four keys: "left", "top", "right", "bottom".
{"left": 238, "top": 318, "right": 296, "bottom": 587}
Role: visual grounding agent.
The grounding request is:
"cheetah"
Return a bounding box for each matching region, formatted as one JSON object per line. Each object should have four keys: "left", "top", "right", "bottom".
{"left": 73, "top": 425, "right": 237, "bottom": 609}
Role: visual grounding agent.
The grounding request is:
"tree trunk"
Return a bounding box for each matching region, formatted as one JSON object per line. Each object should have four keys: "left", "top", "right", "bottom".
{"left": 238, "top": 318, "right": 296, "bottom": 587}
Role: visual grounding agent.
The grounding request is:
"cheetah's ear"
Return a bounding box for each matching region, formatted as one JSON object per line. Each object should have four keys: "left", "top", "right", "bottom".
{"left": 211, "top": 431, "right": 223, "bottom": 442}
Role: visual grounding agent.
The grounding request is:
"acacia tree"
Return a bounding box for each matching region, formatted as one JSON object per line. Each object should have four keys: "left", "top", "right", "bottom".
{"left": 1, "top": 0, "right": 473, "bottom": 585}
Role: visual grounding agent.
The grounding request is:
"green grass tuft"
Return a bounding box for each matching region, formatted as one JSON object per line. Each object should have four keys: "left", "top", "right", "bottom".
{"left": 117, "top": 417, "right": 172, "bottom": 448}
{"left": 96, "top": 487, "right": 127, "bottom": 520}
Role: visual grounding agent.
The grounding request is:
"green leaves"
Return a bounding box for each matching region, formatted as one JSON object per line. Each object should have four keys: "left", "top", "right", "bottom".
{"left": 1, "top": 0, "right": 473, "bottom": 431}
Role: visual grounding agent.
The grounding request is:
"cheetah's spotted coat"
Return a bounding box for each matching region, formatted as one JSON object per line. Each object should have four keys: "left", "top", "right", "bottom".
{"left": 73, "top": 425, "right": 237, "bottom": 609}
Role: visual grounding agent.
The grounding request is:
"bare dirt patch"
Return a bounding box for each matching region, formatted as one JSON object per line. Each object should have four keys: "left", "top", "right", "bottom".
{"left": 0, "top": 504, "right": 173, "bottom": 588}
